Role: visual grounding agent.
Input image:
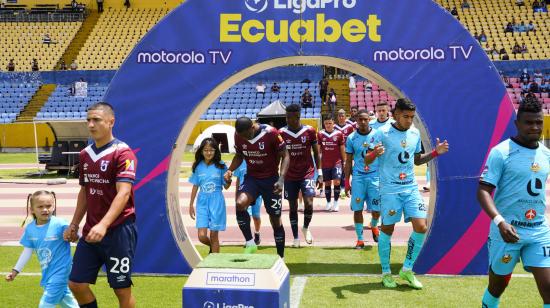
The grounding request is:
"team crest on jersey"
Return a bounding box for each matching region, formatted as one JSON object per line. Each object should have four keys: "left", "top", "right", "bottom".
{"left": 501, "top": 254, "right": 512, "bottom": 264}
{"left": 525, "top": 209, "right": 537, "bottom": 220}
{"left": 243, "top": 144, "right": 247, "bottom": 149}
{"left": 332, "top": 137, "right": 337, "bottom": 141}
{"left": 125, "top": 159, "right": 135, "bottom": 171}
{"left": 362, "top": 141, "right": 368, "bottom": 148}
{"left": 83, "top": 163, "right": 88, "bottom": 171}
{"left": 355, "top": 197, "right": 361, "bottom": 203}
{"left": 388, "top": 210, "right": 396, "bottom": 216}
{"left": 259, "top": 142, "right": 265, "bottom": 150}
{"left": 401, "top": 140, "right": 407, "bottom": 148}
{"left": 531, "top": 162, "right": 540, "bottom": 172}
{"left": 100, "top": 160, "right": 110, "bottom": 172}
{"left": 301, "top": 136, "right": 307, "bottom": 143}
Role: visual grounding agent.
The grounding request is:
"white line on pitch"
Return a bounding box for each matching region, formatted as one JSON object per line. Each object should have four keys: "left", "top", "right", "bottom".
{"left": 290, "top": 276, "right": 307, "bottom": 308}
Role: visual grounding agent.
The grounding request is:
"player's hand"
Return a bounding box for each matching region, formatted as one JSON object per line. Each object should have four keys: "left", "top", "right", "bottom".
{"left": 63, "top": 226, "right": 79, "bottom": 242}
{"left": 274, "top": 177, "right": 284, "bottom": 194}
{"left": 498, "top": 222, "right": 520, "bottom": 243}
{"left": 435, "top": 138, "right": 449, "bottom": 155}
{"left": 5, "top": 271, "right": 17, "bottom": 282}
{"left": 189, "top": 205, "right": 195, "bottom": 220}
{"left": 344, "top": 178, "right": 351, "bottom": 197}
{"left": 224, "top": 170, "right": 233, "bottom": 183}
{"left": 316, "top": 175, "right": 323, "bottom": 189}
{"left": 373, "top": 143, "right": 385, "bottom": 156}
{"left": 85, "top": 223, "right": 107, "bottom": 243}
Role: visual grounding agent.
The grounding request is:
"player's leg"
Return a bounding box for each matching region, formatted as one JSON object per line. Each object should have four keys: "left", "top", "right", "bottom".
{"left": 113, "top": 287, "right": 135, "bottom": 308}
{"left": 324, "top": 179, "right": 332, "bottom": 210}
{"left": 236, "top": 175, "right": 258, "bottom": 250}
{"left": 262, "top": 176, "right": 285, "bottom": 258}
{"left": 482, "top": 237, "right": 520, "bottom": 307}
{"left": 366, "top": 176, "right": 380, "bottom": 243}
{"left": 209, "top": 230, "right": 220, "bottom": 253}
{"left": 351, "top": 177, "right": 367, "bottom": 248}
{"left": 379, "top": 192, "right": 403, "bottom": 288}
{"left": 531, "top": 267, "right": 550, "bottom": 304}
{"left": 301, "top": 177, "right": 316, "bottom": 245}
{"left": 69, "top": 240, "right": 102, "bottom": 306}
{"left": 197, "top": 228, "right": 210, "bottom": 248}
{"left": 285, "top": 180, "right": 301, "bottom": 247}
{"left": 332, "top": 166, "right": 342, "bottom": 210}
{"left": 40, "top": 282, "right": 76, "bottom": 308}
{"left": 269, "top": 214, "right": 285, "bottom": 258}
{"left": 522, "top": 228, "right": 550, "bottom": 304}
{"left": 59, "top": 286, "right": 79, "bottom": 308}
{"left": 251, "top": 197, "right": 262, "bottom": 245}
{"left": 208, "top": 194, "right": 226, "bottom": 253}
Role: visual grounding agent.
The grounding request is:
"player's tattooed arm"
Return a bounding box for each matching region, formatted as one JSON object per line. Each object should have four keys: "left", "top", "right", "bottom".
{"left": 477, "top": 183, "right": 519, "bottom": 243}
{"left": 414, "top": 138, "right": 449, "bottom": 165}
{"left": 225, "top": 153, "right": 244, "bottom": 182}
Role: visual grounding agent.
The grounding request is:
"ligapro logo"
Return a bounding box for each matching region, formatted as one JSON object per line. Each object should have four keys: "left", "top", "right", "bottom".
{"left": 245, "top": 0, "right": 357, "bottom": 14}
{"left": 203, "top": 301, "right": 254, "bottom": 308}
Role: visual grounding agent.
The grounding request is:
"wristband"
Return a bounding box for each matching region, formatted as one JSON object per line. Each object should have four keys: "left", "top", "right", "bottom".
{"left": 430, "top": 149, "right": 439, "bottom": 158}
{"left": 493, "top": 215, "right": 505, "bottom": 226}
{"left": 12, "top": 268, "right": 19, "bottom": 274}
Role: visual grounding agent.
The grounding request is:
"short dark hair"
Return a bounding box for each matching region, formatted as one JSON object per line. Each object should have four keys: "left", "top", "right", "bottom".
{"left": 323, "top": 114, "right": 335, "bottom": 122}
{"left": 376, "top": 101, "right": 389, "bottom": 107}
{"left": 517, "top": 96, "right": 542, "bottom": 120}
{"left": 286, "top": 103, "right": 301, "bottom": 113}
{"left": 394, "top": 98, "right": 416, "bottom": 112}
{"left": 356, "top": 109, "right": 369, "bottom": 116}
{"left": 87, "top": 102, "right": 115, "bottom": 116}
{"left": 235, "top": 117, "right": 253, "bottom": 133}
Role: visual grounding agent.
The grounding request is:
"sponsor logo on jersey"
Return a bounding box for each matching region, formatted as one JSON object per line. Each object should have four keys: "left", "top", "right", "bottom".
{"left": 525, "top": 209, "right": 537, "bottom": 220}
{"left": 399, "top": 173, "right": 407, "bottom": 180}
{"left": 400, "top": 140, "right": 407, "bottom": 148}
{"left": 531, "top": 162, "right": 540, "bottom": 172}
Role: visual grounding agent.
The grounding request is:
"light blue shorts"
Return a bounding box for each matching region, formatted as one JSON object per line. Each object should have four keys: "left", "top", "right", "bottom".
{"left": 40, "top": 283, "right": 78, "bottom": 308}
{"left": 380, "top": 188, "right": 426, "bottom": 225}
{"left": 196, "top": 192, "right": 226, "bottom": 231}
{"left": 247, "top": 196, "right": 263, "bottom": 218}
{"left": 488, "top": 227, "right": 550, "bottom": 275}
{"left": 350, "top": 175, "right": 380, "bottom": 212}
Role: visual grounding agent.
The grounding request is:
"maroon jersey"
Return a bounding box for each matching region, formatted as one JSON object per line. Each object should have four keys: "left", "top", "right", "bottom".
{"left": 79, "top": 139, "right": 137, "bottom": 237}
{"left": 279, "top": 125, "right": 317, "bottom": 181}
{"left": 234, "top": 124, "right": 285, "bottom": 179}
{"left": 335, "top": 123, "right": 355, "bottom": 140}
{"left": 318, "top": 129, "right": 344, "bottom": 168}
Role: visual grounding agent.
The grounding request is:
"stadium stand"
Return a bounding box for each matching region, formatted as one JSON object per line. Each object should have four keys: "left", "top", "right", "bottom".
{"left": 436, "top": 0, "right": 549, "bottom": 60}
{"left": 35, "top": 84, "right": 107, "bottom": 120}
{"left": 75, "top": 8, "right": 169, "bottom": 70}
{"left": 0, "top": 82, "right": 39, "bottom": 123}
{"left": 349, "top": 80, "right": 397, "bottom": 112}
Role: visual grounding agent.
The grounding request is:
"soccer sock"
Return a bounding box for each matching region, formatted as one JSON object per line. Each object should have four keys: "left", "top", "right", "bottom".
{"left": 325, "top": 186, "right": 332, "bottom": 203}
{"left": 378, "top": 231, "right": 392, "bottom": 274}
{"left": 236, "top": 209, "right": 253, "bottom": 242}
{"left": 403, "top": 231, "right": 426, "bottom": 271}
{"left": 482, "top": 288, "right": 500, "bottom": 308}
{"left": 371, "top": 217, "right": 379, "bottom": 228}
{"left": 274, "top": 224, "right": 285, "bottom": 258}
{"left": 333, "top": 186, "right": 341, "bottom": 201}
{"left": 354, "top": 223, "right": 364, "bottom": 241}
{"left": 289, "top": 209, "right": 299, "bottom": 239}
{"left": 303, "top": 207, "right": 313, "bottom": 229}
{"left": 79, "top": 300, "right": 98, "bottom": 308}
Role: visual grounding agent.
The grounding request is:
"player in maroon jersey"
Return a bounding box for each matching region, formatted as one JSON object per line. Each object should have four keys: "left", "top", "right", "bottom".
{"left": 63, "top": 102, "right": 137, "bottom": 308}
{"left": 318, "top": 114, "right": 346, "bottom": 212}
{"left": 224, "top": 117, "right": 290, "bottom": 257}
{"left": 279, "top": 104, "right": 322, "bottom": 247}
{"left": 334, "top": 109, "right": 355, "bottom": 199}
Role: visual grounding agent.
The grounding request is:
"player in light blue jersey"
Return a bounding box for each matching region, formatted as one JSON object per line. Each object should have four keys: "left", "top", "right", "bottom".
{"left": 234, "top": 161, "right": 263, "bottom": 245}
{"left": 369, "top": 101, "right": 395, "bottom": 130}
{"left": 366, "top": 98, "right": 449, "bottom": 289}
{"left": 5, "top": 191, "right": 79, "bottom": 308}
{"left": 478, "top": 97, "right": 550, "bottom": 307}
{"left": 189, "top": 138, "right": 232, "bottom": 254}
{"left": 344, "top": 109, "right": 381, "bottom": 249}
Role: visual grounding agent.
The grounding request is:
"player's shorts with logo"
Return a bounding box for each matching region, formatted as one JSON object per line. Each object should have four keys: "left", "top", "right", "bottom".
{"left": 322, "top": 163, "right": 343, "bottom": 182}
{"left": 488, "top": 225, "right": 550, "bottom": 275}
{"left": 241, "top": 175, "right": 282, "bottom": 217}
{"left": 350, "top": 173, "right": 380, "bottom": 212}
{"left": 195, "top": 192, "right": 226, "bottom": 231}
{"left": 380, "top": 188, "right": 426, "bottom": 225}
{"left": 70, "top": 219, "right": 137, "bottom": 289}
{"left": 284, "top": 176, "right": 317, "bottom": 200}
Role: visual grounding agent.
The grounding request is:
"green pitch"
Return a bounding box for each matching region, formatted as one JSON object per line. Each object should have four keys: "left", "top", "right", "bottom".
{"left": 0, "top": 245, "right": 542, "bottom": 307}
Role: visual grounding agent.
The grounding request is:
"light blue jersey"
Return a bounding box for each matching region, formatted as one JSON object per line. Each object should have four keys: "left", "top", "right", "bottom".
{"left": 375, "top": 124, "right": 422, "bottom": 194}
{"left": 345, "top": 128, "right": 380, "bottom": 178}
{"left": 481, "top": 138, "right": 550, "bottom": 238}
{"left": 20, "top": 216, "right": 71, "bottom": 287}
{"left": 189, "top": 161, "right": 228, "bottom": 230}
{"left": 369, "top": 118, "right": 395, "bottom": 130}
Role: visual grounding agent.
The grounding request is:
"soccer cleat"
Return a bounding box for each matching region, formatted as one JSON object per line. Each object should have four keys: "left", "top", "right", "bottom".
{"left": 325, "top": 201, "right": 332, "bottom": 211}
{"left": 340, "top": 190, "right": 346, "bottom": 199}
{"left": 382, "top": 273, "right": 397, "bottom": 288}
{"left": 332, "top": 201, "right": 339, "bottom": 212}
{"left": 302, "top": 227, "right": 313, "bottom": 244}
{"left": 254, "top": 232, "right": 261, "bottom": 245}
{"left": 292, "top": 238, "right": 300, "bottom": 248}
{"left": 354, "top": 240, "right": 365, "bottom": 249}
{"left": 371, "top": 226, "right": 380, "bottom": 243}
{"left": 399, "top": 269, "right": 423, "bottom": 289}
{"left": 243, "top": 244, "right": 258, "bottom": 254}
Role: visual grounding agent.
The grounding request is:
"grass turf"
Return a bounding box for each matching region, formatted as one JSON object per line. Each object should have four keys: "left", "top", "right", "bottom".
{"left": 1, "top": 245, "right": 541, "bottom": 307}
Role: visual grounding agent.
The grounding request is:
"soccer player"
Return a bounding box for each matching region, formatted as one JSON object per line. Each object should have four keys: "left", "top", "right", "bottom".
{"left": 346, "top": 107, "right": 358, "bottom": 126}
{"left": 478, "top": 97, "right": 550, "bottom": 307}
{"left": 335, "top": 109, "right": 355, "bottom": 199}
{"left": 279, "top": 104, "right": 322, "bottom": 247}
{"left": 318, "top": 114, "right": 346, "bottom": 211}
{"left": 365, "top": 98, "right": 449, "bottom": 289}
{"left": 63, "top": 102, "right": 138, "bottom": 308}
{"left": 369, "top": 101, "right": 394, "bottom": 129}
{"left": 344, "top": 109, "right": 381, "bottom": 249}
{"left": 234, "top": 161, "right": 263, "bottom": 245}
{"left": 224, "top": 117, "right": 290, "bottom": 258}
